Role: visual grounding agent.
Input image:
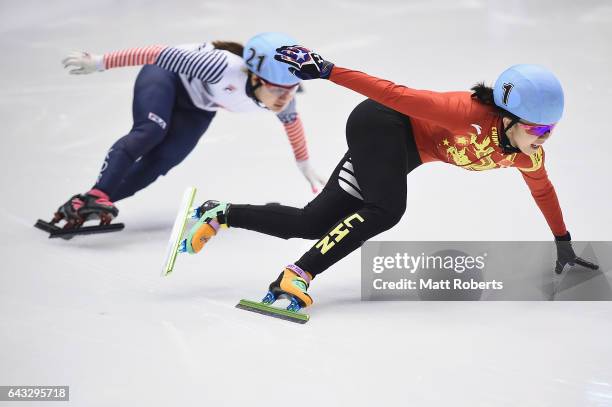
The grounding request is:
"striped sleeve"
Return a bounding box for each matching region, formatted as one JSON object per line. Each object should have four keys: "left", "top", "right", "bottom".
{"left": 102, "top": 45, "right": 228, "bottom": 83}
{"left": 156, "top": 47, "right": 228, "bottom": 83}
{"left": 283, "top": 115, "right": 309, "bottom": 161}
{"left": 103, "top": 45, "right": 166, "bottom": 69}
{"left": 276, "top": 98, "right": 309, "bottom": 161}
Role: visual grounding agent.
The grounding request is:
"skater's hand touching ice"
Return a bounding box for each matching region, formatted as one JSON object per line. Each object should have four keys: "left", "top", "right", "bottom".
{"left": 554, "top": 232, "right": 599, "bottom": 274}
{"left": 274, "top": 46, "right": 334, "bottom": 80}
{"left": 297, "top": 159, "right": 326, "bottom": 194}
{"left": 62, "top": 51, "right": 104, "bottom": 75}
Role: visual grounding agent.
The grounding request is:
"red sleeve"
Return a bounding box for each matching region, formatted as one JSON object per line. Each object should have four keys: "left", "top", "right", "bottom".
{"left": 282, "top": 115, "right": 309, "bottom": 161}
{"left": 519, "top": 151, "right": 567, "bottom": 237}
{"left": 328, "top": 66, "right": 472, "bottom": 128}
{"left": 103, "top": 45, "right": 166, "bottom": 69}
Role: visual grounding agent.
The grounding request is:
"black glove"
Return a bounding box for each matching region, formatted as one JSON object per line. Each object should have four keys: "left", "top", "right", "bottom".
{"left": 274, "top": 45, "right": 334, "bottom": 80}
{"left": 554, "top": 231, "right": 599, "bottom": 274}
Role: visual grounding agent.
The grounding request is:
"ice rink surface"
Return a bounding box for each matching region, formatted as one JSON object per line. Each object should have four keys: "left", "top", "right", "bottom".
{"left": 1, "top": 0, "right": 612, "bottom": 405}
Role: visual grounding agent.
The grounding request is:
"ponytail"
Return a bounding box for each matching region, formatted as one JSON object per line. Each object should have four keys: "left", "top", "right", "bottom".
{"left": 212, "top": 41, "right": 244, "bottom": 57}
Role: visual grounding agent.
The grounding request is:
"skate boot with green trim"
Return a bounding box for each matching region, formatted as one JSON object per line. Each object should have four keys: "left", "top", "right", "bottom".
{"left": 236, "top": 264, "right": 313, "bottom": 324}
{"left": 180, "top": 200, "right": 230, "bottom": 254}
{"left": 266, "top": 264, "right": 313, "bottom": 310}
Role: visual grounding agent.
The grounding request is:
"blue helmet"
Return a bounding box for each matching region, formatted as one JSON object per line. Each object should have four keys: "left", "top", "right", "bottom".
{"left": 493, "top": 64, "right": 564, "bottom": 125}
{"left": 243, "top": 32, "right": 300, "bottom": 86}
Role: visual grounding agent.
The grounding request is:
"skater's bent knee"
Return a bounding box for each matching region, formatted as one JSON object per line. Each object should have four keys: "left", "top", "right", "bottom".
{"left": 366, "top": 202, "right": 406, "bottom": 232}
{"left": 124, "top": 121, "right": 169, "bottom": 150}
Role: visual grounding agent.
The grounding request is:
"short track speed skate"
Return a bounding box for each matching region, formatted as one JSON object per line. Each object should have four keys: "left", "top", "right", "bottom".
{"left": 236, "top": 265, "right": 313, "bottom": 324}
{"left": 35, "top": 189, "right": 123, "bottom": 239}
{"left": 162, "top": 187, "right": 198, "bottom": 276}
{"left": 162, "top": 187, "right": 230, "bottom": 276}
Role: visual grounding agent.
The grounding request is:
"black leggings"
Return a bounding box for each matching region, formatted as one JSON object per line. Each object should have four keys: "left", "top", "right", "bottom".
{"left": 229, "top": 99, "right": 422, "bottom": 277}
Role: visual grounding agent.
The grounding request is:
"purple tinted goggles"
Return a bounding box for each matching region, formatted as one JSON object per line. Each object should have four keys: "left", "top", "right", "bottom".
{"left": 518, "top": 122, "right": 556, "bottom": 137}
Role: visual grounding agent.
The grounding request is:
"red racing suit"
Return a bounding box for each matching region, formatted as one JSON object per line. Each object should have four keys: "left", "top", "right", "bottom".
{"left": 329, "top": 67, "right": 567, "bottom": 236}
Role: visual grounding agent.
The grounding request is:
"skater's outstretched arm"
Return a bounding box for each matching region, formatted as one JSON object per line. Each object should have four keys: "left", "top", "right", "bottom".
{"left": 274, "top": 45, "right": 470, "bottom": 129}
{"left": 62, "top": 43, "right": 228, "bottom": 83}
{"left": 517, "top": 149, "right": 566, "bottom": 237}
{"left": 517, "top": 154, "right": 598, "bottom": 271}
{"left": 276, "top": 98, "right": 325, "bottom": 193}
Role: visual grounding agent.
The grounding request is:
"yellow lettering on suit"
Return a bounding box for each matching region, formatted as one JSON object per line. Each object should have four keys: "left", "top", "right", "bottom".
{"left": 315, "top": 213, "right": 365, "bottom": 255}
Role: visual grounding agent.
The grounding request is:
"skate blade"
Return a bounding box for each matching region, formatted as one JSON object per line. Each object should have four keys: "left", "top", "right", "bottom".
{"left": 35, "top": 219, "right": 61, "bottom": 233}
{"left": 236, "top": 299, "right": 309, "bottom": 324}
{"left": 49, "top": 223, "right": 124, "bottom": 238}
{"left": 162, "top": 186, "right": 197, "bottom": 277}
{"left": 34, "top": 219, "right": 72, "bottom": 240}
{"left": 35, "top": 219, "right": 124, "bottom": 239}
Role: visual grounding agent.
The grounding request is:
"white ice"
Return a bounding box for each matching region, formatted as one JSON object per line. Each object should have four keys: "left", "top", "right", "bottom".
{"left": 1, "top": 1, "right": 612, "bottom": 406}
